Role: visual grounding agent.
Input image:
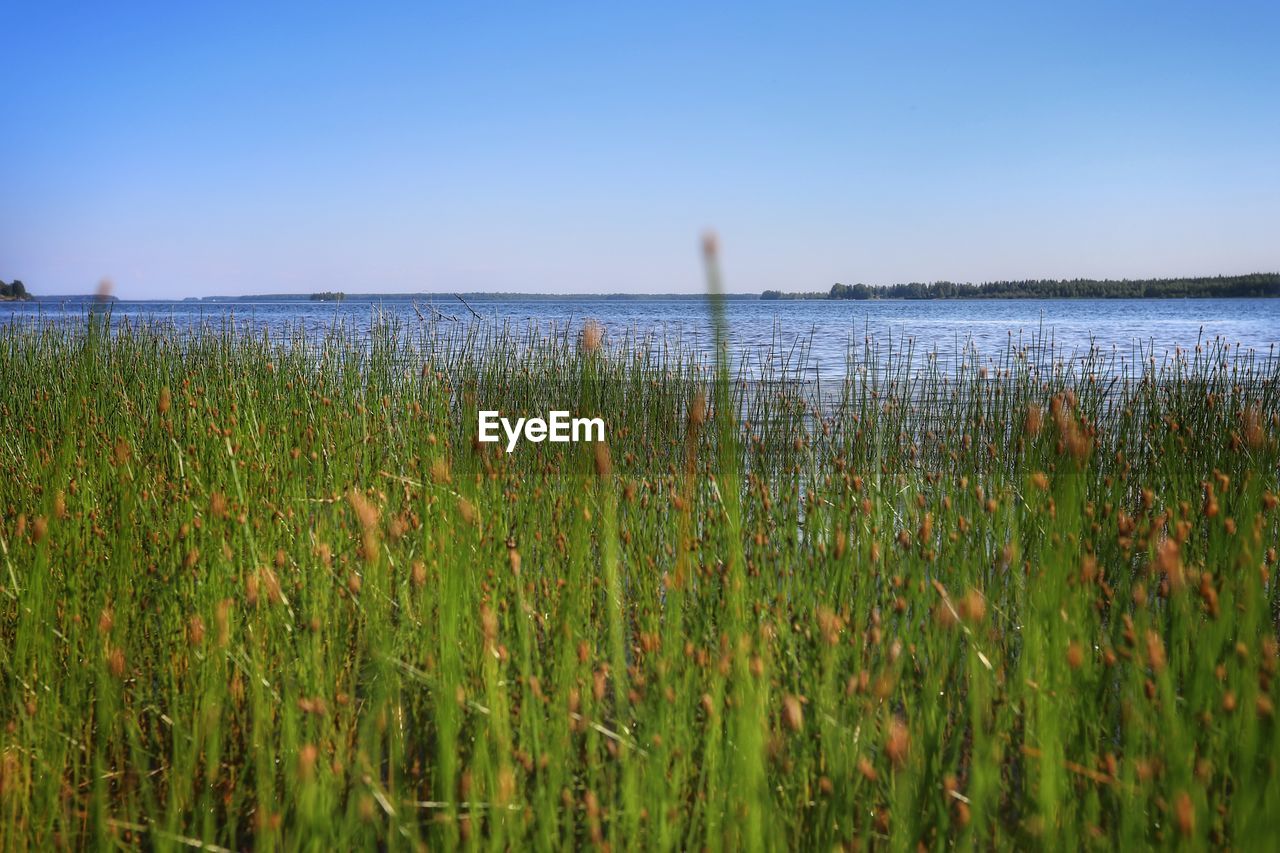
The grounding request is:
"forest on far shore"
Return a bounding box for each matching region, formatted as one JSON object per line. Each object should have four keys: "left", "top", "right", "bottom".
{"left": 0, "top": 280, "right": 30, "bottom": 300}
{"left": 762, "top": 272, "right": 1280, "bottom": 300}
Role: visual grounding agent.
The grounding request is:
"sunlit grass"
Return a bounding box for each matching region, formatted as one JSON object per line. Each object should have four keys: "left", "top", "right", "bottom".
{"left": 0, "top": 307, "right": 1277, "bottom": 849}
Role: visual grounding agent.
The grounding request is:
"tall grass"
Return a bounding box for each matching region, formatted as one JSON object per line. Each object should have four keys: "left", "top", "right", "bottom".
{"left": 0, "top": 307, "right": 1277, "bottom": 849}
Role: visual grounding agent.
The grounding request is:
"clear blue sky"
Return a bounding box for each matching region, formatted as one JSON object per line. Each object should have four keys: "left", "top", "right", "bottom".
{"left": 3, "top": 1, "right": 1277, "bottom": 297}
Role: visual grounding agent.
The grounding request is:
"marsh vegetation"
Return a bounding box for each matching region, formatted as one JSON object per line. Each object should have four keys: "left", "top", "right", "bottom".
{"left": 1, "top": 305, "right": 1278, "bottom": 849}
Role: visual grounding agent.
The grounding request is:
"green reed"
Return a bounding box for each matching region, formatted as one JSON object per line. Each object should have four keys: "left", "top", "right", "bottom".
{"left": 0, "top": 309, "right": 1277, "bottom": 850}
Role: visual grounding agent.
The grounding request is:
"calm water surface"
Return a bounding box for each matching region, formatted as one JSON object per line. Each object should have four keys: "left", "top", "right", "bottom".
{"left": 5, "top": 296, "right": 1277, "bottom": 379}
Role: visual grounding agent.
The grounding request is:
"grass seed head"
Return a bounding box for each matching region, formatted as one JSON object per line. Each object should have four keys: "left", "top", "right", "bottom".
{"left": 782, "top": 694, "right": 804, "bottom": 732}
{"left": 885, "top": 717, "right": 910, "bottom": 768}
{"left": 297, "top": 744, "right": 319, "bottom": 781}
{"left": 689, "top": 390, "right": 706, "bottom": 429}
{"left": 480, "top": 604, "right": 498, "bottom": 650}
{"left": 97, "top": 606, "right": 114, "bottom": 636}
{"left": 260, "top": 567, "right": 284, "bottom": 605}
{"left": 959, "top": 589, "right": 986, "bottom": 624}
{"left": 1025, "top": 404, "right": 1043, "bottom": 437}
{"left": 594, "top": 441, "right": 612, "bottom": 479}
{"left": 457, "top": 496, "right": 478, "bottom": 525}
{"left": 1174, "top": 791, "right": 1194, "bottom": 837}
{"left": 188, "top": 615, "right": 206, "bottom": 647}
{"left": 106, "top": 647, "right": 126, "bottom": 679}
{"left": 1145, "top": 630, "right": 1166, "bottom": 674}
{"left": 1155, "top": 536, "right": 1186, "bottom": 589}
{"left": 581, "top": 321, "right": 603, "bottom": 353}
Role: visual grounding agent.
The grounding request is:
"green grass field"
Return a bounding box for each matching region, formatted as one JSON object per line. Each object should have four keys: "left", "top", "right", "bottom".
{"left": 1, "top": 302, "right": 1278, "bottom": 849}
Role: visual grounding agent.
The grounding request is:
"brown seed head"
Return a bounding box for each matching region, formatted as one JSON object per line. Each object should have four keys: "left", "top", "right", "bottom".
{"left": 298, "top": 744, "right": 319, "bottom": 781}
{"left": 959, "top": 589, "right": 986, "bottom": 624}
{"left": 348, "top": 490, "right": 378, "bottom": 529}
{"left": 1145, "top": 630, "right": 1166, "bottom": 674}
{"left": 885, "top": 717, "right": 910, "bottom": 768}
{"left": 1174, "top": 790, "right": 1194, "bottom": 837}
{"left": 782, "top": 694, "right": 804, "bottom": 732}
{"left": 457, "top": 497, "right": 478, "bottom": 526}
{"left": 1025, "top": 404, "right": 1043, "bottom": 437}
{"left": 581, "top": 320, "right": 603, "bottom": 353}
{"left": 188, "top": 615, "right": 206, "bottom": 646}
{"left": 106, "top": 647, "right": 126, "bottom": 679}
{"left": 480, "top": 604, "right": 499, "bottom": 649}
{"left": 98, "top": 606, "right": 115, "bottom": 636}
{"left": 689, "top": 390, "right": 707, "bottom": 428}
{"left": 1156, "top": 538, "right": 1184, "bottom": 589}
{"left": 701, "top": 230, "right": 719, "bottom": 261}
{"left": 260, "top": 567, "right": 284, "bottom": 605}
{"left": 594, "top": 441, "right": 612, "bottom": 479}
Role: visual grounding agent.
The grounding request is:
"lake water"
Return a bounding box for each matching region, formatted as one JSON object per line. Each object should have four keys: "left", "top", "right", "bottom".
{"left": 5, "top": 296, "right": 1278, "bottom": 380}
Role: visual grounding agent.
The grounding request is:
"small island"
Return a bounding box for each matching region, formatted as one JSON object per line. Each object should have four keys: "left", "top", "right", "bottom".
{"left": 762, "top": 272, "right": 1280, "bottom": 300}
{"left": 0, "top": 279, "right": 32, "bottom": 301}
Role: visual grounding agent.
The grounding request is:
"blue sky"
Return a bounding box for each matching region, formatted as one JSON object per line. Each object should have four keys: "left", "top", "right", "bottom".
{"left": 2, "top": 1, "right": 1277, "bottom": 297}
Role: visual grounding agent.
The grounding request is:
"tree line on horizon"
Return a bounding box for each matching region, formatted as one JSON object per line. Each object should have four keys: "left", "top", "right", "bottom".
{"left": 0, "top": 279, "right": 29, "bottom": 299}
{"left": 762, "top": 272, "right": 1280, "bottom": 300}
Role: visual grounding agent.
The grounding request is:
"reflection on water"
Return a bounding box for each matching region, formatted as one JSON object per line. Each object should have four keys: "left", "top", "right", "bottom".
{"left": 5, "top": 296, "right": 1277, "bottom": 380}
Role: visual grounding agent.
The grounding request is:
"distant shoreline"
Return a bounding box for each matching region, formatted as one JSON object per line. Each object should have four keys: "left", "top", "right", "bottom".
{"left": 17, "top": 293, "right": 764, "bottom": 304}
{"left": 10, "top": 292, "right": 1279, "bottom": 304}
{"left": 7, "top": 271, "right": 1279, "bottom": 303}
{"left": 766, "top": 272, "right": 1279, "bottom": 301}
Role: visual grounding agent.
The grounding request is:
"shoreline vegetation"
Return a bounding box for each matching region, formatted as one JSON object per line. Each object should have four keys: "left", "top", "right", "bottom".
{"left": 0, "top": 279, "right": 31, "bottom": 301}
{"left": 1, "top": 310, "right": 1277, "bottom": 848}
{"left": 765, "top": 272, "right": 1280, "bottom": 300}
{"left": 8, "top": 274, "right": 1279, "bottom": 304}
